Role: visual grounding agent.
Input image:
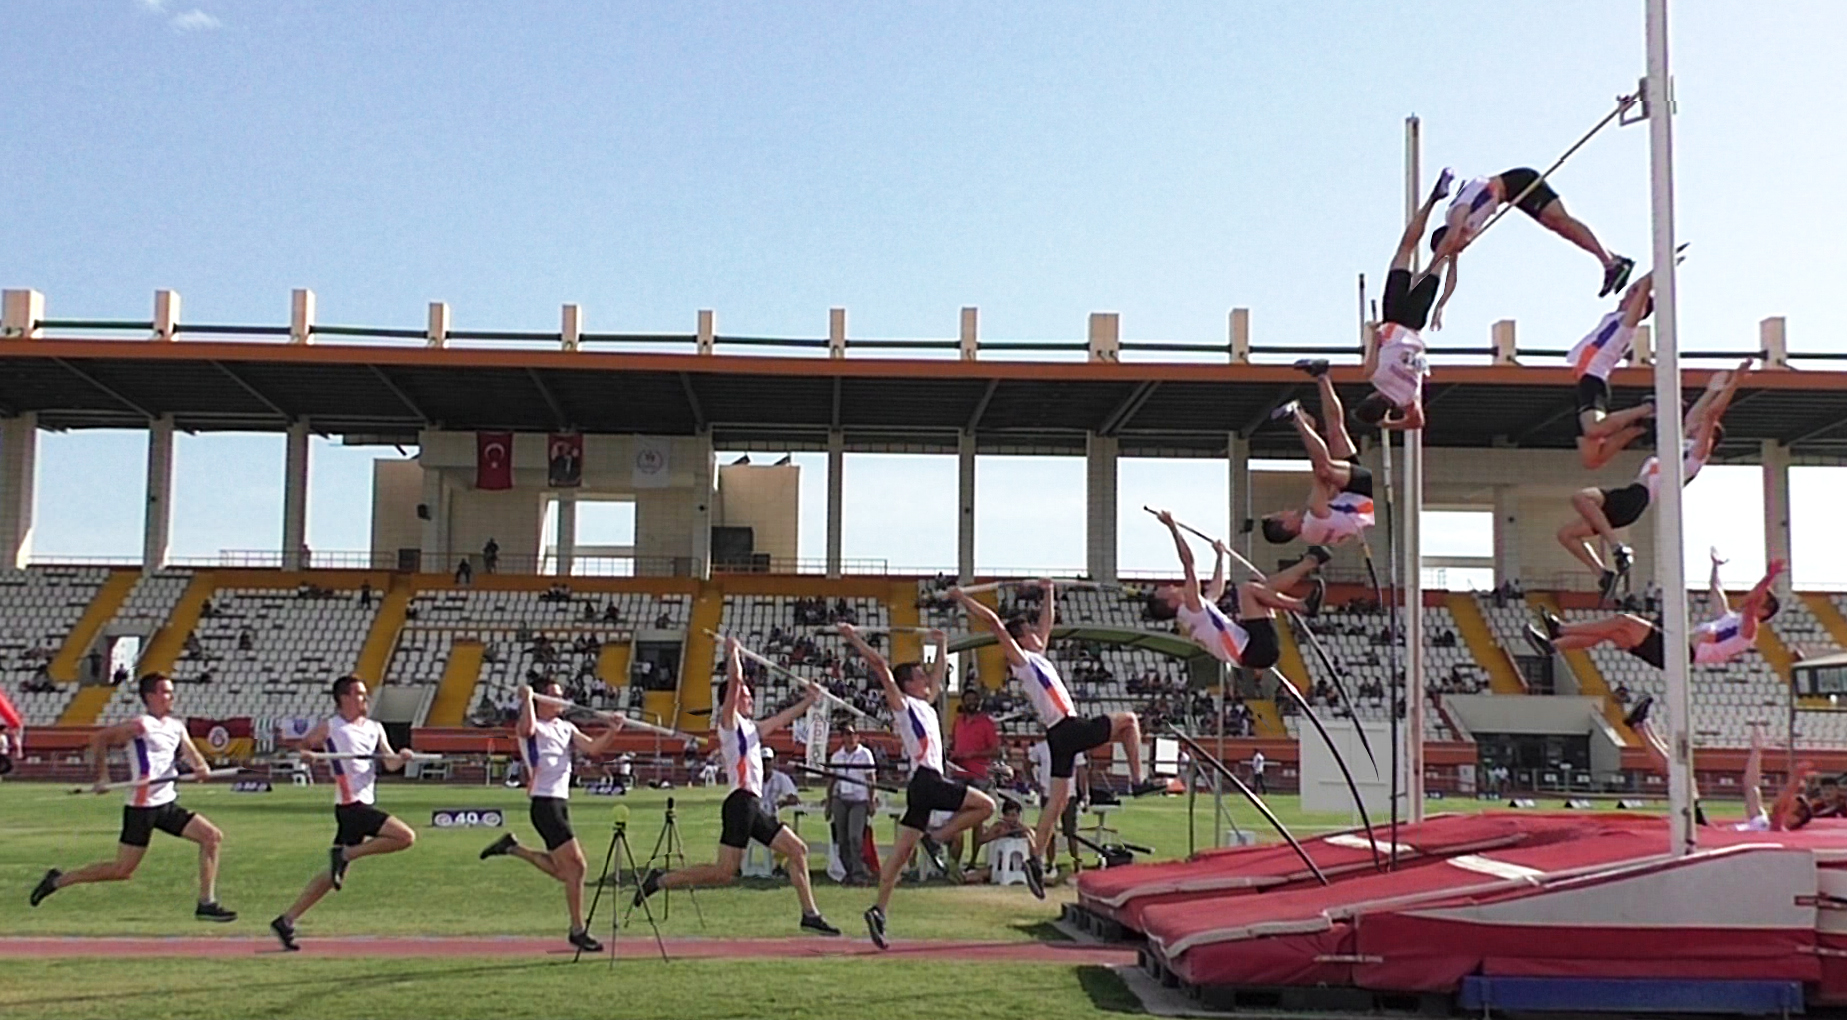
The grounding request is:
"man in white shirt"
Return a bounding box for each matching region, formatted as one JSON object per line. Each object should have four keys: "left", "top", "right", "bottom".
{"left": 828, "top": 721, "right": 877, "bottom": 885}
{"left": 1249, "top": 749, "right": 1268, "bottom": 794}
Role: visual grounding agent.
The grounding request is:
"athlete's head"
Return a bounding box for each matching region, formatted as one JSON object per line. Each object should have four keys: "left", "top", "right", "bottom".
{"left": 137, "top": 673, "right": 174, "bottom": 714}
{"left": 1756, "top": 592, "right": 1781, "bottom": 622}
{"left": 1261, "top": 511, "right": 1302, "bottom": 545}
{"left": 1351, "top": 393, "right": 1393, "bottom": 429}
{"left": 1428, "top": 225, "right": 1449, "bottom": 255}
{"left": 332, "top": 675, "right": 368, "bottom": 718}
{"left": 534, "top": 679, "right": 565, "bottom": 719}
{"left": 1003, "top": 615, "right": 1045, "bottom": 653}
{"left": 1145, "top": 586, "right": 1182, "bottom": 621}
{"left": 892, "top": 661, "right": 930, "bottom": 698}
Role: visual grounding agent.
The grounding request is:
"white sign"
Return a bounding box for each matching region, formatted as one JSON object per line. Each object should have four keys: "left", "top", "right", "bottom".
{"left": 632, "top": 437, "right": 671, "bottom": 489}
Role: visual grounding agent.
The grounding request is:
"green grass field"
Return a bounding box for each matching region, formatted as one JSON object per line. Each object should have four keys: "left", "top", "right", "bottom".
{"left": 0, "top": 779, "right": 1699, "bottom": 1019}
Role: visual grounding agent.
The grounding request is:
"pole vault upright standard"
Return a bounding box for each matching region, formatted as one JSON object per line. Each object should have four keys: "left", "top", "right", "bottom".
{"left": 1402, "top": 114, "right": 1427, "bottom": 822}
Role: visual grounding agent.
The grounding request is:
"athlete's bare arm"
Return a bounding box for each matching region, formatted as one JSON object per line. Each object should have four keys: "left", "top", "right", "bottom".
{"left": 374, "top": 727, "right": 412, "bottom": 772}
{"left": 1708, "top": 549, "right": 1729, "bottom": 614}
{"left": 838, "top": 623, "right": 904, "bottom": 715}
{"left": 515, "top": 683, "right": 537, "bottom": 740}
{"left": 1033, "top": 579, "right": 1056, "bottom": 647}
{"left": 1619, "top": 273, "right": 1655, "bottom": 330}
{"left": 1156, "top": 510, "right": 1206, "bottom": 611}
{"left": 952, "top": 588, "right": 1028, "bottom": 667}
{"left": 1736, "top": 560, "right": 1787, "bottom": 642}
{"left": 87, "top": 720, "right": 141, "bottom": 790}
{"left": 925, "top": 629, "right": 948, "bottom": 698}
{"left": 719, "top": 639, "right": 745, "bottom": 732}
{"left": 177, "top": 731, "right": 216, "bottom": 779}
{"left": 757, "top": 685, "right": 820, "bottom": 738}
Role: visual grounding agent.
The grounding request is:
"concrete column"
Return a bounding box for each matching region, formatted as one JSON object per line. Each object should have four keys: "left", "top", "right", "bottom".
{"left": 1088, "top": 312, "right": 1120, "bottom": 363}
{"left": 561, "top": 304, "right": 582, "bottom": 352}
{"left": 154, "top": 290, "right": 181, "bottom": 343}
{"left": 959, "top": 307, "right": 978, "bottom": 362}
{"left": 1761, "top": 317, "right": 1788, "bottom": 369}
{"left": 0, "top": 414, "right": 38, "bottom": 568}
{"left": 1227, "top": 432, "right": 1251, "bottom": 564}
{"left": 291, "top": 289, "right": 315, "bottom": 345}
{"left": 1491, "top": 319, "right": 1517, "bottom": 365}
{"left": 427, "top": 302, "right": 449, "bottom": 348}
{"left": 556, "top": 492, "right": 577, "bottom": 576}
{"left": 281, "top": 421, "right": 310, "bottom": 570}
{"left": 691, "top": 430, "right": 714, "bottom": 579}
{"left": 958, "top": 431, "right": 976, "bottom": 582}
{"left": 1763, "top": 440, "right": 1792, "bottom": 592}
{"left": 419, "top": 458, "right": 444, "bottom": 572}
{"left": 3, "top": 289, "right": 45, "bottom": 339}
{"left": 697, "top": 310, "right": 715, "bottom": 356}
{"left": 1085, "top": 433, "right": 1119, "bottom": 582}
{"left": 1229, "top": 308, "right": 1250, "bottom": 363}
{"left": 1493, "top": 484, "right": 1522, "bottom": 586}
{"left": 826, "top": 429, "right": 844, "bottom": 578}
{"left": 829, "top": 308, "right": 846, "bottom": 360}
{"left": 143, "top": 415, "right": 175, "bottom": 571}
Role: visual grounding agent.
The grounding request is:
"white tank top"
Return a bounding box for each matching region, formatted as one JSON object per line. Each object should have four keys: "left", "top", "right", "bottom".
{"left": 1569, "top": 310, "right": 1635, "bottom": 381}
{"left": 127, "top": 714, "right": 188, "bottom": 808}
{"left": 719, "top": 715, "right": 764, "bottom": 796}
{"left": 522, "top": 715, "right": 582, "bottom": 800}
{"left": 1638, "top": 439, "right": 1706, "bottom": 503}
{"left": 1371, "top": 323, "right": 1427, "bottom": 408}
{"left": 1299, "top": 493, "right": 1375, "bottom": 546}
{"left": 1449, "top": 176, "right": 1500, "bottom": 235}
{"left": 325, "top": 714, "right": 385, "bottom": 806}
{"left": 1174, "top": 599, "right": 1251, "bottom": 665}
{"left": 897, "top": 694, "right": 945, "bottom": 774}
{"left": 1009, "top": 649, "right": 1075, "bottom": 729}
{"left": 1693, "top": 610, "right": 1755, "bottom": 665}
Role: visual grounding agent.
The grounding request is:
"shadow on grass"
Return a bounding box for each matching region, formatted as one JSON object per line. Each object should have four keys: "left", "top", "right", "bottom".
{"left": 0, "top": 959, "right": 564, "bottom": 1012}
{"left": 1075, "top": 965, "right": 1144, "bottom": 1013}
{"left": 1011, "top": 919, "right": 1073, "bottom": 942}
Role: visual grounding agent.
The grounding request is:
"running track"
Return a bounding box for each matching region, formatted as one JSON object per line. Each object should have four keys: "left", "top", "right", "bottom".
{"left": 0, "top": 936, "right": 1135, "bottom": 964}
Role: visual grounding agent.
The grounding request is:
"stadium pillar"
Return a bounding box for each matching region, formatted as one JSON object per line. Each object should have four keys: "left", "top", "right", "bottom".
{"left": 1085, "top": 433, "right": 1118, "bottom": 583}
{"left": 1762, "top": 440, "right": 1791, "bottom": 593}
{"left": 290, "top": 289, "right": 315, "bottom": 345}
{"left": 556, "top": 492, "right": 577, "bottom": 576}
{"left": 419, "top": 458, "right": 446, "bottom": 573}
{"left": 1226, "top": 433, "right": 1250, "bottom": 564}
{"left": 143, "top": 415, "right": 175, "bottom": 571}
{"left": 826, "top": 429, "right": 844, "bottom": 578}
{"left": 1645, "top": 0, "right": 1697, "bottom": 857}
{"left": 959, "top": 307, "right": 978, "bottom": 361}
{"left": 1761, "top": 317, "right": 1788, "bottom": 370}
{"left": 281, "top": 421, "right": 310, "bottom": 570}
{"left": 958, "top": 431, "right": 976, "bottom": 582}
{"left": 0, "top": 413, "right": 36, "bottom": 569}
{"left": 1493, "top": 485, "right": 1522, "bottom": 586}
{"left": 692, "top": 429, "right": 714, "bottom": 579}
{"left": 1228, "top": 309, "right": 1250, "bottom": 364}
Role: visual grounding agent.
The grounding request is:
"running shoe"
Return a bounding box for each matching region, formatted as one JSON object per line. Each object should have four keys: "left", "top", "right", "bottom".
{"left": 1598, "top": 570, "right": 1621, "bottom": 604}
{"left": 1293, "top": 358, "right": 1330, "bottom": 379}
{"left": 1432, "top": 167, "right": 1455, "bottom": 200}
{"left": 1600, "top": 256, "right": 1635, "bottom": 298}
{"left": 270, "top": 915, "right": 300, "bottom": 952}
{"left": 1024, "top": 856, "right": 1047, "bottom": 900}
{"left": 632, "top": 867, "right": 663, "bottom": 909}
{"left": 29, "top": 869, "right": 60, "bottom": 907}
{"left": 1269, "top": 400, "right": 1302, "bottom": 423}
{"left": 1612, "top": 544, "right": 1634, "bottom": 576}
{"left": 800, "top": 912, "right": 842, "bottom": 936}
{"left": 1303, "top": 578, "right": 1326, "bottom": 618}
{"left": 864, "top": 906, "right": 888, "bottom": 950}
{"left": 328, "top": 846, "right": 348, "bottom": 891}
{"left": 194, "top": 901, "right": 238, "bottom": 923}
{"left": 917, "top": 834, "right": 949, "bottom": 876}
{"left": 568, "top": 928, "right": 603, "bottom": 953}
{"left": 1539, "top": 608, "right": 1564, "bottom": 641}
{"left": 1130, "top": 778, "right": 1169, "bottom": 798}
{"left": 1522, "top": 624, "right": 1555, "bottom": 658}
{"left": 1624, "top": 693, "right": 1654, "bottom": 731}
{"left": 1305, "top": 545, "right": 1332, "bottom": 566}
{"left": 478, "top": 834, "right": 518, "bottom": 860}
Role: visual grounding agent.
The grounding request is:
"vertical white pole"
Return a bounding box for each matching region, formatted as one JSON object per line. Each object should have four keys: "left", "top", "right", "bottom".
{"left": 1646, "top": 0, "right": 1696, "bottom": 857}
{"left": 1403, "top": 115, "right": 1426, "bottom": 820}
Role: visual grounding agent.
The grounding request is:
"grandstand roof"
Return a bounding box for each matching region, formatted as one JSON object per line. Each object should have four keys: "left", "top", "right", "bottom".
{"left": 6, "top": 338, "right": 1847, "bottom": 458}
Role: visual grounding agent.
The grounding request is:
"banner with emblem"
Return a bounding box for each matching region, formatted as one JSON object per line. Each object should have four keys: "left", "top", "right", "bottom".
{"left": 187, "top": 716, "right": 254, "bottom": 761}
{"left": 632, "top": 436, "right": 670, "bottom": 489}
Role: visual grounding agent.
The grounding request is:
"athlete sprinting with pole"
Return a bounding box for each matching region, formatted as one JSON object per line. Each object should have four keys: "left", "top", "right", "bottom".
{"left": 1147, "top": 509, "right": 1326, "bottom": 669}
{"left": 1557, "top": 359, "right": 1747, "bottom": 599}
{"left": 837, "top": 623, "right": 994, "bottom": 949}
{"left": 270, "top": 675, "right": 418, "bottom": 951}
{"left": 949, "top": 581, "right": 1162, "bottom": 899}
{"left": 1523, "top": 553, "right": 1784, "bottom": 669}
{"left": 478, "top": 680, "right": 627, "bottom": 952}
{"left": 1260, "top": 373, "right": 1376, "bottom": 548}
{"left": 1570, "top": 273, "right": 1660, "bottom": 469}
{"left": 30, "top": 673, "right": 235, "bottom": 921}
{"left": 633, "top": 637, "right": 841, "bottom": 936}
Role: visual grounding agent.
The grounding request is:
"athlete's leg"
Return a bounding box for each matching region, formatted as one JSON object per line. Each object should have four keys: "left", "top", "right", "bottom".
{"left": 768, "top": 826, "right": 820, "bottom": 916}
{"left": 1580, "top": 426, "right": 1649, "bottom": 470}
{"left": 341, "top": 817, "right": 416, "bottom": 862}
{"left": 659, "top": 844, "right": 745, "bottom": 889}
{"left": 179, "top": 814, "right": 224, "bottom": 905}
{"left": 1582, "top": 402, "right": 1654, "bottom": 440}
{"left": 1033, "top": 776, "right": 1074, "bottom": 858}
{"left": 509, "top": 843, "right": 563, "bottom": 879}
{"left": 55, "top": 844, "right": 148, "bottom": 888}
{"left": 1315, "top": 374, "right": 1358, "bottom": 461}
{"left": 1557, "top": 516, "right": 1610, "bottom": 576}
{"left": 281, "top": 872, "right": 335, "bottom": 923}
{"left": 1552, "top": 614, "right": 1653, "bottom": 652}
{"left": 1107, "top": 713, "right": 1145, "bottom": 782}
{"left": 1536, "top": 200, "right": 1615, "bottom": 267}
{"left": 874, "top": 827, "right": 925, "bottom": 914}
{"left": 550, "top": 839, "right": 588, "bottom": 931}
{"left": 1742, "top": 725, "right": 1765, "bottom": 821}
{"left": 929, "top": 787, "right": 995, "bottom": 846}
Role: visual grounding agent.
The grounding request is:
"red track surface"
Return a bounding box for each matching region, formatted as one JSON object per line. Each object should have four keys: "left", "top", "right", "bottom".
{"left": 0, "top": 936, "right": 1134, "bottom": 964}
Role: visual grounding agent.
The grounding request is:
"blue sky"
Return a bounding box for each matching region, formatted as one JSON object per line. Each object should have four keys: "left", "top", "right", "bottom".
{"left": 4, "top": 2, "right": 1845, "bottom": 584}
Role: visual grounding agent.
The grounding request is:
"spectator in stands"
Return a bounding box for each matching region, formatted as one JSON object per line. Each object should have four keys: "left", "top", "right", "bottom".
{"left": 602, "top": 602, "right": 621, "bottom": 623}
{"left": 112, "top": 665, "right": 129, "bottom": 687}
{"left": 483, "top": 538, "right": 500, "bottom": 574}
{"left": 25, "top": 666, "right": 56, "bottom": 694}
{"left": 200, "top": 598, "right": 216, "bottom": 619}
{"left": 358, "top": 582, "right": 372, "bottom": 609}
{"left": 1612, "top": 682, "right": 1632, "bottom": 705}
{"left": 455, "top": 558, "right": 473, "bottom": 586}
{"left": 238, "top": 628, "right": 255, "bottom": 652}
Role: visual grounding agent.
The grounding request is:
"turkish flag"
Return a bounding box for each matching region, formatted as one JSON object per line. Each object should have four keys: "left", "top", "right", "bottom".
{"left": 477, "top": 432, "right": 513, "bottom": 490}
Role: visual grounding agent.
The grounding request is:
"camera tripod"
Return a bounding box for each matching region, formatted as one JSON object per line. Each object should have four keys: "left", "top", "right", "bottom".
{"left": 624, "top": 796, "right": 704, "bottom": 929}
{"left": 580, "top": 804, "right": 667, "bottom": 964}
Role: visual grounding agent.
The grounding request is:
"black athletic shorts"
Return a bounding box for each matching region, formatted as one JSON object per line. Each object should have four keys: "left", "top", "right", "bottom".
{"left": 120, "top": 803, "right": 195, "bottom": 848}
{"left": 1576, "top": 375, "right": 1611, "bottom": 418}
{"left": 900, "top": 767, "right": 970, "bottom": 832}
{"left": 1598, "top": 482, "right": 1651, "bottom": 529}
{"left": 1046, "top": 715, "right": 1113, "bottom": 780}
{"left": 529, "top": 796, "right": 575, "bottom": 851}
{"left": 1627, "top": 624, "right": 1667, "bottom": 670}
{"left": 333, "top": 803, "right": 393, "bottom": 847}
{"left": 1342, "top": 456, "right": 1374, "bottom": 499}
{"left": 719, "top": 788, "right": 784, "bottom": 850}
{"left": 1497, "top": 167, "right": 1559, "bottom": 220}
{"left": 1240, "top": 616, "right": 1281, "bottom": 671}
{"left": 1382, "top": 267, "right": 1439, "bottom": 332}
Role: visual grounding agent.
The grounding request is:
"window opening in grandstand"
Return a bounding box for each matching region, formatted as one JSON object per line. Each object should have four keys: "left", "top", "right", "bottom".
{"left": 1422, "top": 509, "right": 1493, "bottom": 591}
{"left": 539, "top": 498, "right": 635, "bottom": 576}
{"left": 107, "top": 635, "right": 141, "bottom": 684}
